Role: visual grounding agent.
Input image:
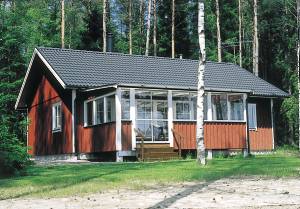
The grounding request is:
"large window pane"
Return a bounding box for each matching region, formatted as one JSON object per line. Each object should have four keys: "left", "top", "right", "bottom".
{"left": 106, "top": 95, "right": 116, "bottom": 122}
{"left": 173, "top": 92, "right": 190, "bottom": 120}
{"left": 152, "top": 91, "right": 168, "bottom": 119}
{"left": 136, "top": 91, "right": 151, "bottom": 119}
{"left": 212, "top": 94, "right": 228, "bottom": 120}
{"left": 96, "top": 98, "right": 104, "bottom": 124}
{"left": 136, "top": 120, "right": 152, "bottom": 141}
{"left": 229, "top": 94, "right": 244, "bottom": 120}
{"left": 121, "top": 90, "right": 130, "bottom": 120}
{"left": 152, "top": 120, "right": 168, "bottom": 141}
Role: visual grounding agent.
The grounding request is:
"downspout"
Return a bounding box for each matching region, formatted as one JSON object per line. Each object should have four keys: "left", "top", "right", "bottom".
{"left": 71, "top": 89, "right": 77, "bottom": 155}
{"left": 245, "top": 94, "right": 251, "bottom": 155}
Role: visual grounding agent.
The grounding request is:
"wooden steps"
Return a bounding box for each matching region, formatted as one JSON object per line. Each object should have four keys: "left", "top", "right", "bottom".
{"left": 136, "top": 143, "right": 180, "bottom": 161}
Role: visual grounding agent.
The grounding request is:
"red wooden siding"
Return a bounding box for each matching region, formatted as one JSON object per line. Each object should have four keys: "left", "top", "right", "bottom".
{"left": 249, "top": 98, "right": 273, "bottom": 151}
{"left": 121, "top": 121, "right": 132, "bottom": 151}
{"left": 204, "top": 122, "right": 246, "bottom": 149}
{"left": 76, "top": 100, "right": 116, "bottom": 153}
{"left": 28, "top": 76, "right": 72, "bottom": 156}
{"left": 173, "top": 121, "right": 247, "bottom": 150}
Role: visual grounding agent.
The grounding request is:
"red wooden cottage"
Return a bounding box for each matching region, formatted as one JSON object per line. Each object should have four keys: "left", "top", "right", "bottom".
{"left": 15, "top": 47, "right": 288, "bottom": 161}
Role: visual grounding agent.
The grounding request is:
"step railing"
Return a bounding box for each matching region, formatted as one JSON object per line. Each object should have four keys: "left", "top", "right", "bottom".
{"left": 171, "top": 128, "right": 185, "bottom": 158}
{"left": 134, "top": 128, "right": 145, "bottom": 161}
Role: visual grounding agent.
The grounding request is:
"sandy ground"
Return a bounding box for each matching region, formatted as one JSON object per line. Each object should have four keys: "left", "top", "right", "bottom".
{"left": 1, "top": 177, "right": 300, "bottom": 209}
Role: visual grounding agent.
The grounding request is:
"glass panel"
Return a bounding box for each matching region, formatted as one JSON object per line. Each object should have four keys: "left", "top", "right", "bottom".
{"left": 175, "top": 102, "right": 190, "bottom": 120}
{"left": 212, "top": 94, "right": 228, "bottom": 120}
{"left": 152, "top": 120, "right": 168, "bottom": 141}
{"left": 121, "top": 90, "right": 130, "bottom": 120}
{"left": 96, "top": 98, "right": 104, "bottom": 124}
{"left": 152, "top": 91, "right": 168, "bottom": 120}
{"left": 248, "top": 104, "right": 257, "bottom": 129}
{"left": 136, "top": 91, "right": 151, "bottom": 119}
{"left": 56, "top": 105, "right": 61, "bottom": 128}
{"left": 136, "top": 120, "right": 152, "bottom": 141}
{"left": 86, "top": 101, "right": 94, "bottom": 126}
{"left": 106, "top": 95, "right": 116, "bottom": 122}
{"left": 229, "top": 94, "right": 244, "bottom": 120}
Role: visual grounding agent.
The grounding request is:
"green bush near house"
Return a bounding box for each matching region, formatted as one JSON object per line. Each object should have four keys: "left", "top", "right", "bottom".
{"left": 0, "top": 118, "right": 31, "bottom": 177}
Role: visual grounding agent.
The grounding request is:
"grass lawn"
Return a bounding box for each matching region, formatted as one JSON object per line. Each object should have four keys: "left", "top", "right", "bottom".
{"left": 0, "top": 150, "right": 299, "bottom": 200}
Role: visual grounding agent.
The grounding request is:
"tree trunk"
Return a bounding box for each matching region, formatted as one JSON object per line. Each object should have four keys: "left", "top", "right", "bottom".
{"left": 216, "top": 0, "right": 221, "bottom": 62}
{"left": 145, "top": 0, "right": 152, "bottom": 56}
{"left": 171, "top": 0, "right": 175, "bottom": 58}
{"left": 103, "top": 0, "right": 107, "bottom": 52}
{"left": 61, "top": 0, "right": 65, "bottom": 48}
{"left": 252, "top": 0, "right": 259, "bottom": 76}
{"left": 153, "top": 0, "right": 157, "bottom": 56}
{"left": 196, "top": 0, "right": 206, "bottom": 165}
{"left": 139, "top": 0, "right": 145, "bottom": 54}
{"left": 239, "top": 0, "right": 242, "bottom": 67}
{"left": 129, "top": 0, "right": 132, "bottom": 54}
{"left": 297, "top": 0, "right": 300, "bottom": 151}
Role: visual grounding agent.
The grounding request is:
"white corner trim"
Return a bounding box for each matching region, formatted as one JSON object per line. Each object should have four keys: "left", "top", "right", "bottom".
{"left": 15, "top": 48, "right": 67, "bottom": 110}
{"left": 71, "top": 90, "right": 76, "bottom": 153}
{"left": 130, "top": 88, "right": 136, "bottom": 150}
{"left": 115, "top": 88, "right": 122, "bottom": 151}
{"left": 168, "top": 90, "right": 173, "bottom": 147}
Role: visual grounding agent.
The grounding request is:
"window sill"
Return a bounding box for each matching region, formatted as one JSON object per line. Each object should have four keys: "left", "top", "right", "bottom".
{"left": 204, "top": 120, "right": 246, "bottom": 123}
{"left": 249, "top": 128, "right": 258, "bottom": 131}
{"left": 83, "top": 121, "right": 116, "bottom": 128}
{"left": 52, "top": 128, "right": 62, "bottom": 133}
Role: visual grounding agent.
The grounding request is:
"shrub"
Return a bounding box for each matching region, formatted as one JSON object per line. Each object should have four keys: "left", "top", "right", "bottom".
{"left": 0, "top": 120, "right": 31, "bottom": 176}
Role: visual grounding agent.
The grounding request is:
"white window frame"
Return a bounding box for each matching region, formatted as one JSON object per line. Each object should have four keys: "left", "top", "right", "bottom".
{"left": 248, "top": 103, "right": 257, "bottom": 130}
{"left": 52, "top": 102, "right": 62, "bottom": 132}
{"left": 172, "top": 91, "right": 197, "bottom": 122}
{"left": 83, "top": 92, "right": 116, "bottom": 127}
{"left": 207, "top": 92, "right": 246, "bottom": 122}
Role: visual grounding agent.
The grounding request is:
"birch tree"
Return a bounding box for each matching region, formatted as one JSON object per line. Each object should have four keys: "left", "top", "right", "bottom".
{"left": 297, "top": 0, "right": 300, "bottom": 151}
{"left": 216, "top": 0, "right": 221, "bottom": 62}
{"left": 196, "top": 0, "right": 206, "bottom": 165}
{"left": 103, "top": 0, "right": 107, "bottom": 52}
{"left": 139, "top": 0, "right": 145, "bottom": 54}
{"left": 252, "top": 0, "right": 259, "bottom": 76}
{"left": 145, "top": 0, "right": 152, "bottom": 56}
{"left": 129, "top": 0, "right": 132, "bottom": 54}
{"left": 171, "top": 0, "right": 175, "bottom": 58}
{"left": 61, "top": 0, "right": 65, "bottom": 48}
{"left": 153, "top": 0, "right": 157, "bottom": 56}
{"left": 239, "top": 0, "right": 243, "bottom": 67}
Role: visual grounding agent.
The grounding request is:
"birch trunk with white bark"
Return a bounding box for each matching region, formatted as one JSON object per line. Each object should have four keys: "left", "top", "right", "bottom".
{"left": 61, "top": 0, "right": 65, "bottom": 48}
{"left": 216, "top": 0, "right": 221, "bottom": 62}
{"left": 145, "top": 0, "right": 152, "bottom": 56}
{"left": 139, "top": 0, "right": 144, "bottom": 54}
{"left": 103, "top": 0, "right": 107, "bottom": 52}
{"left": 253, "top": 0, "right": 259, "bottom": 76}
{"left": 196, "top": 0, "right": 206, "bottom": 165}
{"left": 171, "top": 0, "right": 175, "bottom": 58}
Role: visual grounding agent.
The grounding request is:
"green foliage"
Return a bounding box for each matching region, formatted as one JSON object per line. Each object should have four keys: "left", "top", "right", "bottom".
{"left": 0, "top": 118, "right": 31, "bottom": 176}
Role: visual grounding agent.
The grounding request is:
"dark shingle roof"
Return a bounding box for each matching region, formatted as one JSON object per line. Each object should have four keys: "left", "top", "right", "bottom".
{"left": 37, "top": 47, "right": 288, "bottom": 97}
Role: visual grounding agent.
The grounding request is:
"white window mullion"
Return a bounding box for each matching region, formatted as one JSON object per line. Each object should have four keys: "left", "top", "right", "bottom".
{"left": 168, "top": 90, "right": 173, "bottom": 147}
{"left": 93, "top": 100, "right": 96, "bottom": 125}
{"left": 130, "top": 88, "right": 136, "bottom": 150}
{"left": 207, "top": 92, "right": 212, "bottom": 120}
{"left": 103, "top": 97, "right": 107, "bottom": 123}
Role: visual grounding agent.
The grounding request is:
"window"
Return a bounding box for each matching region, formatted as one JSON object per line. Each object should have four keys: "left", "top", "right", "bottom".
{"left": 228, "top": 94, "right": 244, "bottom": 120}
{"left": 84, "top": 93, "right": 116, "bottom": 126}
{"left": 96, "top": 98, "right": 104, "bottom": 124}
{"left": 135, "top": 90, "right": 168, "bottom": 142}
{"left": 212, "top": 94, "right": 228, "bottom": 120}
{"left": 121, "top": 90, "right": 130, "bottom": 120}
{"left": 106, "top": 95, "right": 116, "bottom": 122}
{"left": 52, "top": 102, "right": 62, "bottom": 131}
{"left": 248, "top": 103, "right": 257, "bottom": 130}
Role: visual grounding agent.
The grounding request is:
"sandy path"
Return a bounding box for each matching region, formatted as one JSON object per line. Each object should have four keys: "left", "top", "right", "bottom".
{"left": 1, "top": 177, "right": 300, "bottom": 209}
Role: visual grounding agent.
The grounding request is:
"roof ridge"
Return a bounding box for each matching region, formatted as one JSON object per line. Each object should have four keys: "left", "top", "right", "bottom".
{"left": 37, "top": 47, "right": 201, "bottom": 63}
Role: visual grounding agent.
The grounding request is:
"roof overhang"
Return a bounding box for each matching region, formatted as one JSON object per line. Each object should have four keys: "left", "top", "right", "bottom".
{"left": 15, "top": 48, "right": 67, "bottom": 110}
